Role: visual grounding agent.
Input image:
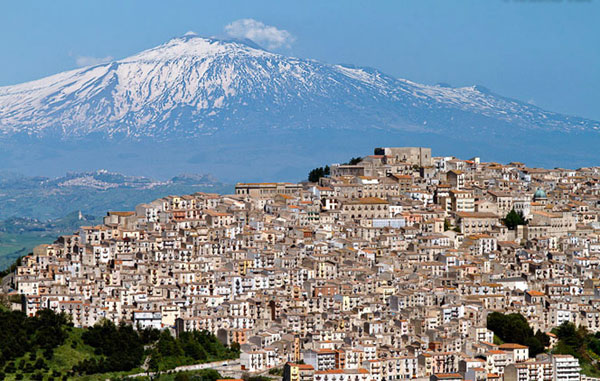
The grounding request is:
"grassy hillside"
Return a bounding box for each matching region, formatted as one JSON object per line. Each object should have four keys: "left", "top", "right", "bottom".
{"left": 0, "top": 309, "right": 239, "bottom": 380}
{"left": 1, "top": 327, "right": 145, "bottom": 381}
{"left": 0, "top": 233, "right": 54, "bottom": 270}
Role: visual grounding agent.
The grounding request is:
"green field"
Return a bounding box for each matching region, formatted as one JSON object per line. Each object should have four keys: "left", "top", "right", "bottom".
{"left": 0, "top": 232, "right": 57, "bottom": 270}
{"left": 0, "top": 212, "right": 104, "bottom": 272}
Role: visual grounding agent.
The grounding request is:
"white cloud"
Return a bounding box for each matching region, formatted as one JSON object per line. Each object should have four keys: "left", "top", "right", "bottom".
{"left": 75, "top": 55, "right": 114, "bottom": 67}
{"left": 224, "top": 18, "right": 294, "bottom": 50}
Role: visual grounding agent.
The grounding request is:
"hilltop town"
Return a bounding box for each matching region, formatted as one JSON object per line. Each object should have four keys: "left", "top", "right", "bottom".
{"left": 7, "top": 146, "right": 600, "bottom": 381}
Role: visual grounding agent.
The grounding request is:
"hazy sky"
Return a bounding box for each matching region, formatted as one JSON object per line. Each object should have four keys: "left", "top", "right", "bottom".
{"left": 1, "top": 0, "right": 598, "bottom": 120}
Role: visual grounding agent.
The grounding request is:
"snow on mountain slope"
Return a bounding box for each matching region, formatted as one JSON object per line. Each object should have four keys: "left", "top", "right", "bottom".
{"left": 1, "top": 35, "right": 598, "bottom": 141}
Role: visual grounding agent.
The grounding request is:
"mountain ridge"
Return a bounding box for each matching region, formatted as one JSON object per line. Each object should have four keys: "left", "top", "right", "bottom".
{"left": 0, "top": 35, "right": 598, "bottom": 181}
{"left": 1, "top": 35, "right": 598, "bottom": 141}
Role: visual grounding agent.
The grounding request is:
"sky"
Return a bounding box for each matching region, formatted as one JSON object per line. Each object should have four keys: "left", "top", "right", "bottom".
{"left": 1, "top": 0, "right": 598, "bottom": 120}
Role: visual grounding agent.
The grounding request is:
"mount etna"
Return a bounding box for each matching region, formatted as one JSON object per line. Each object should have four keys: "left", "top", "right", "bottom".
{"left": 1, "top": 34, "right": 598, "bottom": 181}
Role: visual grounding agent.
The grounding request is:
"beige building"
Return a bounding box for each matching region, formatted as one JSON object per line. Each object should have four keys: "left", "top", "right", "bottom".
{"left": 450, "top": 190, "right": 475, "bottom": 213}
{"left": 340, "top": 197, "right": 389, "bottom": 221}
{"left": 374, "top": 147, "right": 432, "bottom": 167}
{"left": 235, "top": 182, "right": 303, "bottom": 197}
{"left": 455, "top": 212, "right": 499, "bottom": 234}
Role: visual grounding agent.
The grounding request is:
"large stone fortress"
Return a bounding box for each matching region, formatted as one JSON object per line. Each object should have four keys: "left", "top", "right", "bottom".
{"left": 374, "top": 147, "right": 432, "bottom": 167}
{"left": 10, "top": 146, "right": 600, "bottom": 381}
{"left": 332, "top": 147, "right": 432, "bottom": 177}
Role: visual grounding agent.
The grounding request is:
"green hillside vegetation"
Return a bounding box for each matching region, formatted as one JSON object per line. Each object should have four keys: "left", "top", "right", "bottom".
{"left": 0, "top": 309, "right": 239, "bottom": 380}
{"left": 148, "top": 330, "right": 240, "bottom": 372}
{"left": 487, "top": 313, "right": 600, "bottom": 377}
{"left": 148, "top": 369, "right": 223, "bottom": 381}
{"left": 487, "top": 311, "right": 549, "bottom": 357}
{"left": 0, "top": 233, "right": 53, "bottom": 271}
{"left": 552, "top": 322, "right": 600, "bottom": 377}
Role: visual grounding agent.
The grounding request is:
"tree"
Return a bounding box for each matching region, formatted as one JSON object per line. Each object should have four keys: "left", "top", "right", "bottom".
{"left": 345, "top": 157, "right": 362, "bottom": 165}
{"left": 1, "top": 309, "right": 236, "bottom": 378}
{"left": 4, "top": 361, "right": 15, "bottom": 374}
{"left": 524, "top": 336, "right": 545, "bottom": 357}
{"left": 444, "top": 219, "right": 451, "bottom": 231}
{"left": 156, "top": 330, "right": 183, "bottom": 358}
{"left": 230, "top": 341, "right": 240, "bottom": 355}
{"left": 195, "top": 369, "right": 222, "bottom": 381}
{"left": 147, "top": 350, "right": 162, "bottom": 376}
{"left": 487, "top": 312, "right": 547, "bottom": 357}
{"left": 503, "top": 209, "right": 526, "bottom": 230}
{"left": 175, "top": 372, "right": 191, "bottom": 381}
{"left": 554, "top": 322, "right": 581, "bottom": 349}
{"left": 308, "top": 166, "right": 330, "bottom": 183}
{"left": 33, "top": 358, "right": 46, "bottom": 370}
{"left": 43, "top": 347, "right": 54, "bottom": 360}
{"left": 552, "top": 322, "right": 600, "bottom": 375}
{"left": 535, "top": 330, "right": 551, "bottom": 347}
{"left": 487, "top": 312, "right": 532, "bottom": 343}
{"left": 79, "top": 320, "right": 146, "bottom": 373}
{"left": 0, "top": 309, "right": 69, "bottom": 372}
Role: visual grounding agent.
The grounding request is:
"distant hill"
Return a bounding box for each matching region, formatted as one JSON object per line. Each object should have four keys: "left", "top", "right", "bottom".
{"left": 0, "top": 170, "right": 231, "bottom": 220}
{"left": 0, "top": 211, "right": 100, "bottom": 235}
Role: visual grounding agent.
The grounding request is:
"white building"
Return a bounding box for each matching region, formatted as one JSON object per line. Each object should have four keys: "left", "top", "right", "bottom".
{"left": 552, "top": 355, "right": 580, "bottom": 381}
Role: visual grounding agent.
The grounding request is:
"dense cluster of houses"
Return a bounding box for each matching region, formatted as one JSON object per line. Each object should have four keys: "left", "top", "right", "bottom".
{"left": 12, "top": 146, "right": 600, "bottom": 381}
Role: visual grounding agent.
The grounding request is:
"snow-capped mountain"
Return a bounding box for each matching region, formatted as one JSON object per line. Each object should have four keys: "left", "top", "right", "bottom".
{"left": 1, "top": 34, "right": 598, "bottom": 140}
{"left": 0, "top": 34, "right": 599, "bottom": 181}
